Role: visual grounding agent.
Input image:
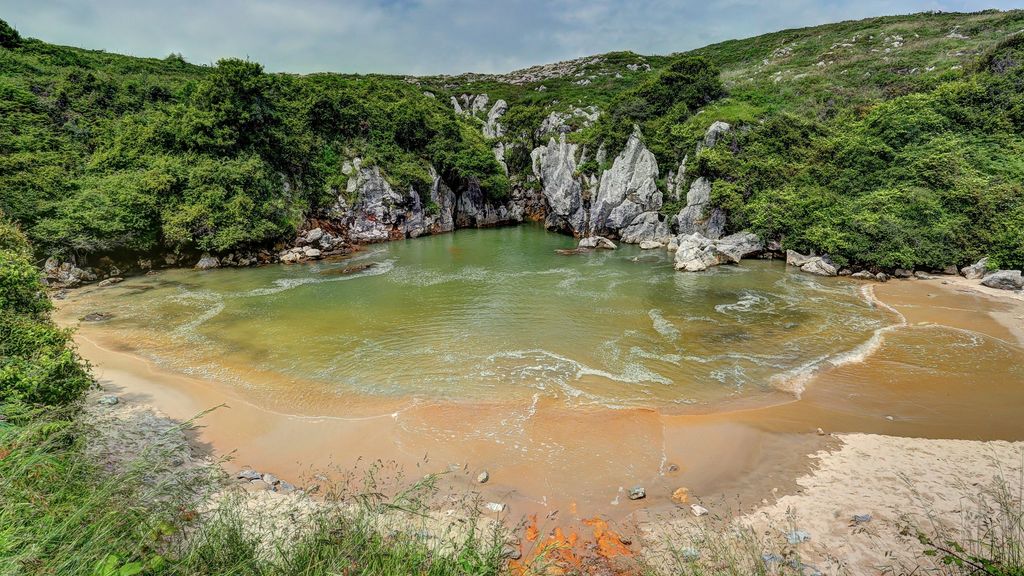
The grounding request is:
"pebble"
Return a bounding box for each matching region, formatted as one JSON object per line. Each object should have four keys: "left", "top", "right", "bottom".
{"left": 477, "top": 470, "right": 489, "bottom": 484}
{"left": 484, "top": 502, "right": 506, "bottom": 513}
{"left": 666, "top": 463, "right": 679, "bottom": 473}
{"left": 501, "top": 547, "right": 522, "bottom": 560}
{"left": 852, "top": 513, "right": 872, "bottom": 524}
{"left": 628, "top": 486, "right": 646, "bottom": 500}
{"left": 261, "top": 473, "right": 280, "bottom": 486}
{"left": 690, "top": 504, "right": 709, "bottom": 517}
{"left": 816, "top": 427, "right": 825, "bottom": 436}
{"left": 97, "top": 395, "right": 119, "bottom": 406}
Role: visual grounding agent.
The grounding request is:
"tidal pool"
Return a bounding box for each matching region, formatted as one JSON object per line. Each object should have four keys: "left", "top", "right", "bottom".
{"left": 64, "top": 225, "right": 893, "bottom": 413}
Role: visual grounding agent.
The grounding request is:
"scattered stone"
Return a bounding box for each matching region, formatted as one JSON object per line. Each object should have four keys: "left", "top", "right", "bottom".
{"left": 681, "top": 547, "right": 701, "bottom": 561}
{"left": 83, "top": 312, "right": 114, "bottom": 322}
{"left": 502, "top": 547, "right": 522, "bottom": 560}
{"left": 816, "top": 427, "right": 826, "bottom": 436}
{"left": 893, "top": 268, "right": 913, "bottom": 279}
{"left": 302, "top": 247, "right": 322, "bottom": 259}
{"left": 852, "top": 514, "right": 872, "bottom": 524}
{"left": 237, "top": 469, "right": 261, "bottom": 481}
{"left": 477, "top": 470, "right": 489, "bottom": 484}
{"left": 838, "top": 268, "right": 852, "bottom": 276}
{"left": 885, "top": 415, "right": 895, "bottom": 421}
{"left": 304, "top": 228, "right": 324, "bottom": 243}
{"left": 690, "top": 504, "right": 709, "bottom": 517}
{"left": 246, "top": 479, "right": 270, "bottom": 492}
{"left": 97, "top": 277, "right": 124, "bottom": 287}
{"left": 851, "top": 271, "right": 874, "bottom": 279}
{"left": 914, "top": 271, "right": 935, "bottom": 280}
{"left": 981, "top": 270, "right": 1024, "bottom": 291}
{"left": 276, "top": 480, "right": 296, "bottom": 493}
{"left": 484, "top": 502, "right": 506, "bottom": 513}
{"left": 261, "top": 473, "right": 280, "bottom": 486}
{"left": 194, "top": 254, "right": 220, "bottom": 270}
{"left": 666, "top": 463, "right": 679, "bottom": 473}
{"left": 97, "top": 395, "right": 119, "bottom": 406}
{"left": 628, "top": 486, "right": 646, "bottom": 500}
{"left": 639, "top": 240, "right": 663, "bottom": 250}
{"left": 674, "top": 231, "right": 763, "bottom": 272}
{"left": 961, "top": 258, "right": 989, "bottom": 280}
{"left": 786, "top": 250, "right": 836, "bottom": 276}
{"left": 671, "top": 487, "right": 690, "bottom": 504}
{"left": 941, "top": 265, "right": 958, "bottom": 275}
{"left": 875, "top": 272, "right": 890, "bottom": 282}
{"left": 786, "top": 530, "right": 811, "bottom": 544}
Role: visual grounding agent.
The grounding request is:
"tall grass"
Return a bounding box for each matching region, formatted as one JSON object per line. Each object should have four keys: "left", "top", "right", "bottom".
{"left": 0, "top": 405, "right": 509, "bottom": 576}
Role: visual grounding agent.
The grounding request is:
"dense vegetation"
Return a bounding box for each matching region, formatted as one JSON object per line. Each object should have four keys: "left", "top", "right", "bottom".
{"left": 0, "top": 27, "right": 504, "bottom": 259}
{"left": 4, "top": 11, "right": 1024, "bottom": 270}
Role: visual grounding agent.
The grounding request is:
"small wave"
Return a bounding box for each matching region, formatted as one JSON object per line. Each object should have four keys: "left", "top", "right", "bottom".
{"left": 240, "top": 260, "right": 394, "bottom": 297}
{"left": 648, "top": 309, "right": 680, "bottom": 341}
{"left": 770, "top": 284, "right": 907, "bottom": 396}
{"left": 714, "top": 291, "right": 773, "bottom": 315}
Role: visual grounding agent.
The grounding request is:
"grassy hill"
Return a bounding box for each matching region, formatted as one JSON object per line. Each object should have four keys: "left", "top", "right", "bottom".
{"left": 2, "top": 9, "right": 1024, "bottom": 269}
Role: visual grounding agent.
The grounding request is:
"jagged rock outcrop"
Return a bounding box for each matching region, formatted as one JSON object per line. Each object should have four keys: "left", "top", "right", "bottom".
{"left": 334, "top": 161, "right": 407, "bottom": 243}
{"left": 665, "top": 156, "right": 687, "bottom": 202}
{"left": 589, "top": 128, "right": 661, "bottom": 238}
{"left": 673, "top": 232, "right": 763, "bottom": 272}
{"left": 483, "top": 100, "right": 508, "bottom": 139}
{"left": 532, "top": 134, "right": 586, "bottom": 234}
{"left": 674, "top": 177, "right": 726, "bottom": 239}
{"left": 619, "top": 212, "right": 671, "bottom": 244}
{"left": 537, "top": 106, "right": 600, "bottom": 136}
{"left": 452, "top": 93, "right": 490, "bottom": 116}
{"left": 43, "top": 257, "right": 98, "bottom": 287}
{"left": 786, "top": 250, "right": 838, "bottom": 276}
{"left": 427, "top": 169, "right": 457, "bottom": 234}
{"left": 981, "top": 270, "right": 1023, "bottom": 290}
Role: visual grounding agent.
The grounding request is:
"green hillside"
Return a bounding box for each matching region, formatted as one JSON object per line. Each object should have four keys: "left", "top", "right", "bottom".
{"left": 2, "top": 9, "right": 1024, "bottom": 269}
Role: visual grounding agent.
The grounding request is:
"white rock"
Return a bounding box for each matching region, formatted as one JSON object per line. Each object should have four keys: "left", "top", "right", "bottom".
{"left": 691, "top": 504, "right": 709, "bottom": 517}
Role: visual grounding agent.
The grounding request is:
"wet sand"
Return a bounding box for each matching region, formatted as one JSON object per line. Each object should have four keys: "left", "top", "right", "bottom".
{"left": 57, "top": 274, "right": 1024, "bottom": 538}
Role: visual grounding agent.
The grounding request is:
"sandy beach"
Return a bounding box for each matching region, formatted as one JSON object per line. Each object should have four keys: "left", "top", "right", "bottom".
{"left": 59, "top": 273, "right": 1024, "bottom": 572}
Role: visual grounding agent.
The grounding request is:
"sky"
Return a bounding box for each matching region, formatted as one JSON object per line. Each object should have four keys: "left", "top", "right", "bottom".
{"left": 1, "top": 0, "right": 1021, "bottom": 75}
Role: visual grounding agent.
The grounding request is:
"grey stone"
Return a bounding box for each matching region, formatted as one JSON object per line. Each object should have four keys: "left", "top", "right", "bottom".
{"left": 578, "top": 236, "right": 617, "bottom": 250}
{"left": 962, "top": 258, "right": 989, "bottom": 280}
{"left": 532, "top": 135, "right": 585, "bottom": 234}
{"left": 675, "top": 177, "right": 726, "bottom": 239}
{"left": 304, "top": 228, "right": 324, "bottom": 243}
{"left": 97, "top": 277, "right": 123, "bottom": 287}
{"left": 237, "top": 469, "right": 261, "bottom": 481}
{"left": 195, "top": 254, "right": 220, "bottom": 270}
{"left": 851, "top": 271, "right": 875, "bottom": 279}
{"left": 483, "top": 99, "right": 508, "bottom": 138}
{"left": 703, "top": 121, "right": 732, "bottom": 148}
{"left": 589, "top": 128, "right": 661, "bottom": 236}
{"left": 893, "top": 268, "right": 913, "bottom": 279}
{"left": 477, "top": 470, "right": 489, "bottom": 484}
{"left": 674, "top": 232, "right": 763, "bottom": 272}
{"left": 619, "top": 212, "right": 671, "bottom": 244}
{"left": 628, "top": 486, "right": 646, "bottom": 500}
{"left": 981, "top": 270, "right": 1024, "bottom": 290}
{"left": 97, "top": 395, "right": 119, "bottom": 406}
{"left": 639, "top": 240, "right": 664, "bottom": 250}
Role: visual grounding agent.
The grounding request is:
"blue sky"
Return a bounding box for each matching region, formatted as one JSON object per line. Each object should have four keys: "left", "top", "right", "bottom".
{"left": 1, "top": 0, "right": 1021, "bottom": 74}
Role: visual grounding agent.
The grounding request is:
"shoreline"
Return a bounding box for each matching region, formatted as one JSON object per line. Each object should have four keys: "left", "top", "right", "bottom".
{"left": 58, "top": 271, "right": 1024, "bottom": 569}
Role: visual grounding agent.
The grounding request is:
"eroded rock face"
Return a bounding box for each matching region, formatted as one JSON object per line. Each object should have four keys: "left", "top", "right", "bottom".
{"left": 981, "top": 270, "right": 1024, "bottom": 290}
{"left": 194, "top": 254, "right": 220, "bottom": 270}
{"left": 483, "top": 100, "right": 508, "bottom": 139}
{"left": 532, "top": 134, "right": 586, "bottom": 234}
{"left": 590, "top": 129, "right": 661, "bottom": 236}
{"left": 336, "top": 162, "right": 407, "bottom": 243}
{"left": 673, "top": 232, "right": 762, "bottom": 272}
{"left": 675, "top": 177, "right": 726, "bottom": 239}
{"left": 619, "top": 212, "right": 671, "bottom": 244}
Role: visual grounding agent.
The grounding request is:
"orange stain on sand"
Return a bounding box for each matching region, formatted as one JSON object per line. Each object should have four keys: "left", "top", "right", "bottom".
{"left": 512, "top": 514, "right": 634, "bottom": 575}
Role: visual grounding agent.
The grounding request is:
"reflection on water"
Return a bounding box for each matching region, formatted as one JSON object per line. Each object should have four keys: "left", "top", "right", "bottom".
{"left": 62, "top": 226, "right": 896, "bottom": 413}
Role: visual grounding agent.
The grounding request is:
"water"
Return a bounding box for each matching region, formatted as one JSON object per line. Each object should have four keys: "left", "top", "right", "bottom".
{"left": 67, "top": 225, "right": 894, "bottom": 413}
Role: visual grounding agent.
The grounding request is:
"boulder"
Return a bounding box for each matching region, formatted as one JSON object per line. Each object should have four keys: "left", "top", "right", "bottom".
{"left": 674, "top": 232, "right": 762, "bottom": 272}
{"left": 851, "top": 271, "right": 875, "bottom": 279}
{"left": 875, "top": 272, "right": 890, "bottom": 282}
{"left": 304, "top": 228, "right": 324, "bottom": 243}
{"left": 962, "top": 258, "right": 989, "bottom": 280}
{"left": 619, "top": 211, "right": 671, "bottom": 244}
{"left": 589, "top": 128, "right": 661, "bottom": 235}
{"left": 579, "top": 236, "right": 617, "bottom": 250}
{"left": 302, "top": 247, "right": 322, "bottom": 259}
{"left": 195, "top": 254, "right": 220, "bottom": 270}
{"left": 703, "top": 121, "right": 732, "bottom": 148}
{"left": 981, "top": 270, "right": 1024, "bottom": 290}
{"left": 628, "top": 486, "right": 646, "bottom": 500}
{"left": 280, "top": 252, "right": 302, "bottom": 264}
{"left": 786, "top": 250, "right": 837, "bottom": 276}
{"left": 477, "top": 471, "right": 489, "bottom": 484}
{"left": 893, "top": 268, "right": 913, "bottom": 279}
{"left": 639, "top": 240, "right": 663, "bottom": 250}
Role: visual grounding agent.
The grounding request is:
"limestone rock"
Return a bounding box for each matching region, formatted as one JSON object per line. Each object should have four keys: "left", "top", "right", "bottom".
{"left": 703, "top": 121, "right": 732, "bottom": 148}
{"left": 851, "top": 271, "right": 875, "bottom": 279}
{"left": 639, "top": 240, "right": 663, "bottom": 250}
{"left": 961, "top": 258, "right": 989, "bottom": 280}
{"left": 590, "top": 128, "right": 661, "bottom": 235}
{"left": 619, "top": 211, "right": 671, "bottom": 244}
{"left": 628, "top": 486, "right": 646, "bottom": 500}
{"left": 675, "top": 177, "right": 726, "bottom": 239}
{"left": 532, "top": 135, "right": 585, "bottom": 234}
{"left": 579, "top": 236, "right": 616, "bottom": 250}
{"left": 981, "top": 270, "right": 1024, "bottom": 290}
{"left": 674, "top": 232, "right": 762, "bottom": 272}
{"left": 483, "top": 99, "right": 508, "bottom": 138}
{"left": 195, "top": 254, "right": 220, "bottom": 270}
{"left": 786, "top": 250, "right": 837, "bottom": 276}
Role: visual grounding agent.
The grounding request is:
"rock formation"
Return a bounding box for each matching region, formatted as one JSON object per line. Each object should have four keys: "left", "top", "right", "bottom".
{"left": 589, "top": 128, "right": 662, "bottom": 238}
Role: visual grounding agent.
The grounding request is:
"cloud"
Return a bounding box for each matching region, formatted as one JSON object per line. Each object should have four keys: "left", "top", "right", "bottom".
{"left": 0, "top": 0, "right": 1017, "bottom": 74}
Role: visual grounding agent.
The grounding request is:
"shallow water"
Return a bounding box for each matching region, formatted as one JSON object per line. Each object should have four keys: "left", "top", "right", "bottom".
{"left": 64, "top": 225, "right": 893, "bottom": 413}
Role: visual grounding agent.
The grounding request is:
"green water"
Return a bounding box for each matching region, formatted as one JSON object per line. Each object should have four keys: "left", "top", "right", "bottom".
{"left": 72, "top": 225, "right": 892, "bottom": 411}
